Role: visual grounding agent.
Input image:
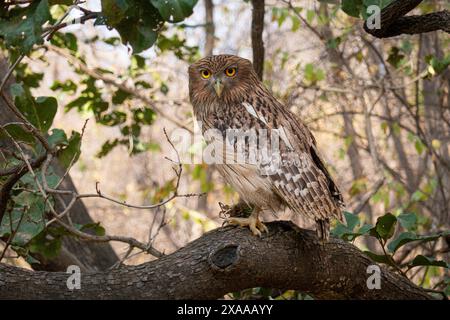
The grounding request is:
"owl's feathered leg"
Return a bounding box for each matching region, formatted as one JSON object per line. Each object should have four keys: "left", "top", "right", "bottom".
{"left": 225, "top": 208, "right": 268, "bottom": 237}
{"left": 316, "top": 219, "right": 330, "bottom": 243}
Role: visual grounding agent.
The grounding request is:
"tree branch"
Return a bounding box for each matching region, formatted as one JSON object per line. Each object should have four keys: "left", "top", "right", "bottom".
{"left": 363, "top": 0, "right": 450, "bottom": 38}
{"left": 0, "top": 221, "right": 433, "bottom": 299}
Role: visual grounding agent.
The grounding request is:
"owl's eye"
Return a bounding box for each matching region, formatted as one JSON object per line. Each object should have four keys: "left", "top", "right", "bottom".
{"left": 225, "top": 67, "right": 236, "bottom": 77}
{"left": 200, "top": 69, "right": 211, "bottom": 79}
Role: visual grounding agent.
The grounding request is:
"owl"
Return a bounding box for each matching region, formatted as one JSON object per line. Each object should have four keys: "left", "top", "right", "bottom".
{"left": 188, "top": 55, "right": 344, "bottom": 240}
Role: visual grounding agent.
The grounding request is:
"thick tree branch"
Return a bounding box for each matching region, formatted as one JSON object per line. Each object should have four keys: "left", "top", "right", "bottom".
{"left": 0, "top": 221, "right": 433, "bottom": 299}
{"left": 363, "top": 0, "right": 450, "bottom": 38}
{"left": 251, "top": 0, "right": 265, "bottom": 80}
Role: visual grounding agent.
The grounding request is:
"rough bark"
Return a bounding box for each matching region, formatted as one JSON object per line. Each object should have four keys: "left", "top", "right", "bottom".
{"left": 251, "top": 0, "right": 265, "bottom": 80}
{"left": 0, "top": 55, "right": 119, "bottom": 271}
{"left": 204, "top": 0, "right": 215, "bottom": 57}
{"left": 363, "top": 0, "right": 450, "bottom": 38}
{"left": 0, "top": 221, "right": 432, "bottom": 299}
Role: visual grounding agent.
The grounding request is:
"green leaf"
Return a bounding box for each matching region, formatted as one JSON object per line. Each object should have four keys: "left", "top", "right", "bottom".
{"left": 341, "top": 0, "right": 393, "bottom": 19}
{"left": 411, "top": 190, "right": 427, "bottom": 202}
{"left": 10, "top": 84, "right": 58, "bottom": 133}
{"left": 0, "top": 200, "right": 46, "bottom": 246}
{"left": 102, "top": 0, "right": 164, "bottom": 53}
{"left": 51, "top": 79, "right": 78, "bottom": 94}
{"left": 306, "top": 9, "right": 315, "bottom": 24}
{"left": 28, "top": 231, "right": 62, "bottom": 259}
{"left": 112, "top": 89, "right": 132, "bottom": 105}
{"left": 81, "top": 222, "right": 106, "bottom": 236}
{"left": 49, "top": 32, "right": 78, "bottom": 51}
{"left": 409, "top": 255, "right": 448, "bottom": 269}
{"left": 47, "top": 128, "right": 68, "bottom": 148}
{"left": 25, "top": 254, "right": 41, "bottom": 265}
{"left": 0, "top": 0, "right": 51, "bottom": 54}
{"left": 0, "top": 124, "right": 34, "bottom": 143}
{"left": 414, "top": 138, "right": 425, "bottom": 155}
{"left": 343, "top": 211, "right": 359, "bottom": 230}
{"left": 397, "top": 212, "right": 417, "bottom": 231}
{"left": 101, "top": 0, "right": 130, "bottom": 26}
{"left": 371, "top": 212, "right": 397, "bottom": 240}
{"left": 133, "top": 107, "right": 156, "bottom": 125}
{"left": 96, "top": 138, "right": 120, "bottom": 158}
{"left": 326, "top": 36, "right": 342, "bottom": 49}
{"left": 387, "top": 231, "right": 448, "bottom": 253}
{"left": 19, "top": 167, "right": 59, "bottom": 192}
{"left": 303, "top": 63, "right": 325, "bottom": 85}
{"left": 341, "top": 0, "right": 363, "bottom": 18}
{"left": 358, "top": 223, "right": 373, "bottom": 234}
{"left": 58, "top": 131, "right": 81, "bottom": 168}
{"left": 14, "top": 64, "right": 44, "bottom": 88}
{"left": 151, "top": 0, "right": 198, "bottom": 22}
{"left": 98, "top": 111, "right": 127, "bottom": 126}
{"left": 425, "top": 54, "right": 450, "bottom": 76}
{"left": 387, "top": 231, "right": 416, "bottom": 253}
{"left": 386, "top": 47, "right": 405, "bottom": 69}
{"left": 49, "top": 0, "right": 73, "bottom": 4}
{"left": 363, "top": 251, "right": 394, "bottom": 267}
{"left": 331, "top": 211, "right": 371, "bottom": 241}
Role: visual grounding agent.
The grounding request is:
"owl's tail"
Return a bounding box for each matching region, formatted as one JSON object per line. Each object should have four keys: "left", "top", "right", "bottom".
{"left": 316, "top": 219, "right": 330, "bottom": 242}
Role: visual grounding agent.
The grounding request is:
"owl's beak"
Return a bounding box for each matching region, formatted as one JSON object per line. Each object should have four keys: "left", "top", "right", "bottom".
{"left": 213, "top": 78, "right": 224, "bottom": 97}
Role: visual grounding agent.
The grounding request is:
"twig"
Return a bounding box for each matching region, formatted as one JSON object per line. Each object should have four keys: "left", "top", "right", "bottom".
{"left": 351, "top": 177, "right": 385, "bottom": 215}
{"left": 46, "top": 44, "right": 192, "bottom": 133}
{"left": 2, "top": 127, "right": 166, "bottom": 257}
{"left": 0, "top": 54, "right": 23, "bottom": 94}
{"left": 0, "top": 206, "right": 26, "bottom": 262}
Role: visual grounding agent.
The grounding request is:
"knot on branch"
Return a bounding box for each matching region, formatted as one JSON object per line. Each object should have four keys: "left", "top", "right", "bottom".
{"left": 208, "top": 244, "right": 241, "bottom": 271}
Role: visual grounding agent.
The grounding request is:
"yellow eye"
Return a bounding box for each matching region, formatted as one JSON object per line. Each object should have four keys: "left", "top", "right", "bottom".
{"left": 201, "top": 69, "right": 211, "bottom": 79}
{"left": 225, "top": 67, "right": 236, "bottom": 77}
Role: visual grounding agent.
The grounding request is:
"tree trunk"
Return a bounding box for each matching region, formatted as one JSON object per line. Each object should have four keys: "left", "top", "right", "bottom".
{"left": 420, "top": 32, "right": 450, "bottom": 225}
{"left": 0, "top": 221, "right": 432, "bottom": 299}
{"left": 204, "top": 0, "right": 215, "bottom": 56}
{"left": 251, "top": 0, "right": 265, "bottom": 80}
{"left": 318, "top": 4, "right": 376, "bottom": 250}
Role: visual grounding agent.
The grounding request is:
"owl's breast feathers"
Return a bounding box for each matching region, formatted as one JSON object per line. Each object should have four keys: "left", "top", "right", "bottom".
{"left": 198, "top": 91, "right": 344, "bottom": 223}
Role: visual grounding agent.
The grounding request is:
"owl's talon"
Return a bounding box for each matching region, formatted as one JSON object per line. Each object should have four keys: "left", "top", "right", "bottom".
{"left": 258, "top": 220, "right": 269, "bottom": 233}
{"left": 225, "top": 216, "right": 267, "bottom": 237}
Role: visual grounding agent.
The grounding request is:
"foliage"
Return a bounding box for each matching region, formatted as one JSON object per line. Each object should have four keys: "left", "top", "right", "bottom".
{"left": 332, "top": 211, "right": 449, "bottom": 294}
{"left": 0, "top": 0, "right": 198, "bottom": 55}
{"left": 0, "top": 0, "right": 198, "bottom": 263}
{"left": 340, "top": 0, "right": 393, "bottom": 19}
{"left": 0, "top": 0, "right": 51, "bottom": 54}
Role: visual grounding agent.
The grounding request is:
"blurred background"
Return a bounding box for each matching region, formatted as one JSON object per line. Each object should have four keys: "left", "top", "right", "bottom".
{"left": 1, "top": 0, "right": 449, "bottom": 298}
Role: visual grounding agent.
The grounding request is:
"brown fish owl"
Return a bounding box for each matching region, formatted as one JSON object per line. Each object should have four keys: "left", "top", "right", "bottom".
{"left": 188, "top": 55, "right": 344, "bottom": 240}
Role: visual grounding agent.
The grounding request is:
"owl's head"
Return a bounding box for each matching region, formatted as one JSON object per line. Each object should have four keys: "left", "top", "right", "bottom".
{"left": 188, "top": 55, "right": 259, "bottom": 106}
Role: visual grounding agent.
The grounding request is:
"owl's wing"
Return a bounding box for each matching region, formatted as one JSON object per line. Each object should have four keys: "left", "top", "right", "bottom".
{"left": 242, "top": 100, "right": 344, "bottom": 222}
{"left": 266, "top": 146, "right": 343, "bottom": 222}
{"left": 274, "top": 124, "right": 343, "bottom": 223}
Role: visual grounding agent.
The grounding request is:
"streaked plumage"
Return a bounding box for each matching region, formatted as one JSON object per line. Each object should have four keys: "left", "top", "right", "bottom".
{"left": 188, "top": 55, "right": 344, "bottom": 240}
